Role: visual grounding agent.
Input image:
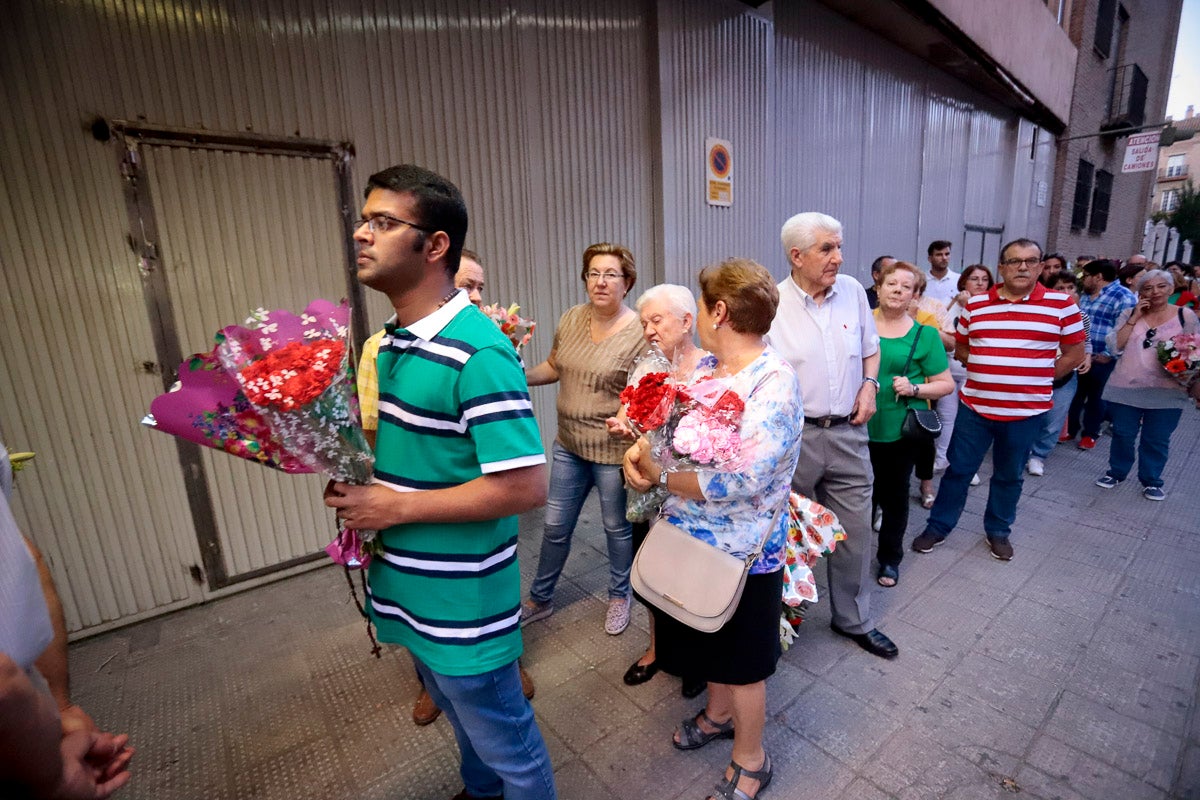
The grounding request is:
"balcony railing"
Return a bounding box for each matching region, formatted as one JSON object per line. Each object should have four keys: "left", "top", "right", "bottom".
{"left": 1158, "top": 165, "right": 1190, "bottom": 181}
{"left": 1101, "top": 63, "right": 1148, "bottom": 132}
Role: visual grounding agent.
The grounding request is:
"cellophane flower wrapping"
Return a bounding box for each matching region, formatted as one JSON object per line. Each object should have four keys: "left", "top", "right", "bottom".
{"left": 145, "top": 343, "right": 311, "bottom": 474}
{"left": 213, "top": 301, "right": 377, "bottom": 568}
{"left": 651, "top": 376, "right": 745, "bottom": 474}
{"left": 1156, "top": 333, "right": 1200, "bottom": 392}
{"left": 779, "top": 491, "right": 847, "bottom": 650}
{"left": 480, "top": 302, "right": 537, "bottom": 352}
{"left": 619, "top": 346, "right": 675, "bottom": 521}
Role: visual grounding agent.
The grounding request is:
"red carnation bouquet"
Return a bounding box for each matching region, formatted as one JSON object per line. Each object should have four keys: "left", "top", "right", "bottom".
{"left": 145, "top": 300, "right": 377, "bottom": 568}
{"left": 618, "top": 347, "right": 746, "bottom": 519}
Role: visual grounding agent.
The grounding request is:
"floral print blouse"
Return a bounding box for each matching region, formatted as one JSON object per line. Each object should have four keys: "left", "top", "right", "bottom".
{"left": 661, "top": 346, "right": 803, "bottom": 574}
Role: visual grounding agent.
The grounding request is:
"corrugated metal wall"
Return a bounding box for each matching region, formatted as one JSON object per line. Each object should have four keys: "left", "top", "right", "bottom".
{"left": 0, "top": 0, "right": 657, "bottom": 634}
{"left": 657, "top": 0, "right": 775, "bottom": 279}
{"left": 772, "top": 1, "right": 1052, "bottom": 279}
{"left": 1, "top": 0, "right": 1054, "bottom": 633}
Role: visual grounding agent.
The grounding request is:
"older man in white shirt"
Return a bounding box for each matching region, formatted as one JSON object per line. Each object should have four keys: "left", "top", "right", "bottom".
{"left": 766, "top": 212, "right": 898, "bottom": 659}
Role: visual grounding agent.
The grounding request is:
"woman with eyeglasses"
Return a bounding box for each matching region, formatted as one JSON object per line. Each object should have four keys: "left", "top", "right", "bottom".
{"left": 1094, "top": 269, "right": 1199, "bottom": 501}
{"left": 521, "top": 243, "right": 646, "bottom": 635}
{"left": 870, "top": 261, "right": 954, "bottom": 586}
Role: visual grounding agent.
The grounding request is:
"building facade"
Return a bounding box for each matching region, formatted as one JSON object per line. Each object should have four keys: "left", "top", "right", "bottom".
{"left": 1151, "top": 106, "right": 1200, "bottom": 217}
{"left": 0, "top": 0, "right": 1080, "bottom": 633}
{"left": 1046, "top": 0, "right": 1183, "bottom": 260}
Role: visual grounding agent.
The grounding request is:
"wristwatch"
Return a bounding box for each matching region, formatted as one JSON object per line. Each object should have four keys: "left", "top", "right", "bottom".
{"left": 862, "top": 376, "right": 880, "bottom": 390}
{"left": 912, "top": 383, "right": 919, "bottom": 398}
{"left": 658, "top": 470, "right": 669, "bottom": 488}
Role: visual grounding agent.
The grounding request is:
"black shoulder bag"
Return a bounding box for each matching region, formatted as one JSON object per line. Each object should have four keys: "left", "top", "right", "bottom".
{"left": 899, "top": 324, "right": 942, "bottom": 441}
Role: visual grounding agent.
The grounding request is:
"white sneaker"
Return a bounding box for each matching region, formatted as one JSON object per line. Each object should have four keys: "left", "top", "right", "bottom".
{"left": 605, "top": 596, "right": 631, "bottom": 635}
{"left": 1026, "top": 457, "right": 1044, "bottom": 477}
{"left": 970, "top": 473, "right": 981, "bottom": 486}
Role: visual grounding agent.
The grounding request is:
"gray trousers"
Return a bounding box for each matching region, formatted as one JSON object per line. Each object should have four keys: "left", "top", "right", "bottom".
{"left": 791, "top": 422, "right": 875, "bottom": 634}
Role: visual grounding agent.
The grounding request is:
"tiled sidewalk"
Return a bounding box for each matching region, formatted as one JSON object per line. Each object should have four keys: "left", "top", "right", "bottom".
{"left": 71, "top": 413, "right": 1200, "bottom": 799}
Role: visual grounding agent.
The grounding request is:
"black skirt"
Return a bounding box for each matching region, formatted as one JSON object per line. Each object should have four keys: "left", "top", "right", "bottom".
{"left": 650, "top": 568, "right": 783, "bottom": 686}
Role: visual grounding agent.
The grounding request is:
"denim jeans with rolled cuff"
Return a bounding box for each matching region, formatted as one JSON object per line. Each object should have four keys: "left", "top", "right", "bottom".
{"left": 529, "top": 442, "right": 632, "bottom": 603}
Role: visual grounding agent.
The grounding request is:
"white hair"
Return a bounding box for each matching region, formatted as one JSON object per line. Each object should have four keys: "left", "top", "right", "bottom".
{"left": 781, "top": 212, "right": 843, "bottom": 256}
{"left": 1134, "top": 269, "right": 1172, "bottom": 293}
{"left": 636, "top": 283, "right": 697, "bottom": 320}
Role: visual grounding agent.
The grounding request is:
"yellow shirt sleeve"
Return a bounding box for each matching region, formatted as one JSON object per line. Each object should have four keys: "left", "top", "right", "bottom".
{"left": 357, "top": 330, "right": 385, "bottom": 432}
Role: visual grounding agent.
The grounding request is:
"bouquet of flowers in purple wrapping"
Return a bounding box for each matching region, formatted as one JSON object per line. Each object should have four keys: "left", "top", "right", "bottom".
{"left": 145, "top": 299, "right": 377, "bottom": 567}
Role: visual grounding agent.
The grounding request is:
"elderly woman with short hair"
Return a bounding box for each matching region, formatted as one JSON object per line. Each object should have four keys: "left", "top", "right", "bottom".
{"left": 607, "top": 283, "right": 713, "bottom": 694}
{"left": 624, "top": 258, "right": 802, "bottom": 800}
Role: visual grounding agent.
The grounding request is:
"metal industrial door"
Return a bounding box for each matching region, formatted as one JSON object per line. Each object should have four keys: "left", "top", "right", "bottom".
{"left": 118, "top": 124, "right": 359, "bottom": 591}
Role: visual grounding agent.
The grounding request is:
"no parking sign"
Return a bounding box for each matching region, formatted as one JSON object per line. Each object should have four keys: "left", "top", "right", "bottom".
{"left": 706, "top": 137, "right": 732, "bottom": 207}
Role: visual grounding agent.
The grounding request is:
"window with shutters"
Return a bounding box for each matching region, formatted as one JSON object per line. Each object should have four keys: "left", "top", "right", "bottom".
{"left": 1088, "top": 170, "right": 1113, "bottom": 233}
{"left": 1094, "top": 0, "right": 1116, "bottom": 58}
{"left": 1071, "top": 159, "right": 1094, "bottom": 230}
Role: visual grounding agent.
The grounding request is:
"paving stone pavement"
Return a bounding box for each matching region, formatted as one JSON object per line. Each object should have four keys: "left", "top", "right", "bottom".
{"left": 70, "top": 414, "right": 1200, "bottom": 799}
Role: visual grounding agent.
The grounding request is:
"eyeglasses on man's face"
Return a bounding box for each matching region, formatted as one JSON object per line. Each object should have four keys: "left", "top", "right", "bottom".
{"left": 1000, "top": 257, "right": 1043, "bottom": 268}
{"left": 354, "top": 214, "right": 433, "bottom": 235}
{"left": 587, "top": 270, "right": 625, "bottom": 283}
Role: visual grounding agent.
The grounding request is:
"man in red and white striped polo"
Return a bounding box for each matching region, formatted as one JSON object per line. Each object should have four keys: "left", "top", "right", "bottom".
{"left": 911, "top": 239, "right": 1085, "bottom": 561}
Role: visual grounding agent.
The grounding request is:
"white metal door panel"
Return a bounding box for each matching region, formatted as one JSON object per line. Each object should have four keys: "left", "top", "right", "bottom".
{"left": 143, "top": 145, "right": 345, "bottom": 579}
{"left": 919, "top": 94, "right": 972, "bottom": 265}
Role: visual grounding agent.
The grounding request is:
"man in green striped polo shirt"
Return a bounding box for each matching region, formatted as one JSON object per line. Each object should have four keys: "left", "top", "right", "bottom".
{"left": 326, "top": 164, "right": 555, "bottom": 800}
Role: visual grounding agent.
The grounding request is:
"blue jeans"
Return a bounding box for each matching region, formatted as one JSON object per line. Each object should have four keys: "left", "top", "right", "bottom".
{"left": 413, "top": 657, "right": 557, "bottom": 799}
{"left": 529, "top": 442, "right": 632, "bottom": 603}
{"left": 1030, "top": 374, "right": 1078, "bottom": 459}
{"left": 925, "top": 401, "right": 1045, "bottom": 541}
{"left": 1104, "top": 402, "right": 1183, "bottom": 488}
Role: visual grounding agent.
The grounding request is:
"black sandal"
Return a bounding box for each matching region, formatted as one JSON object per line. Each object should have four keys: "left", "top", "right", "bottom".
{"left": 710, "top": 753, "right": 772, "bottom": 799}
{"left": 672, "top": 709, "right": 734, "bottom": 750}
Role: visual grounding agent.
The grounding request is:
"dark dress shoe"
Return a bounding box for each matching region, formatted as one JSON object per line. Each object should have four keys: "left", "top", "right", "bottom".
{"left": 680, "top": 676, "right": 706, "bottom": 698}
{"left": 623, "top": 659, "right": 659, "bottom": 685}
{"left": 830, "top": 624, "right": 899, "bottom": 659}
